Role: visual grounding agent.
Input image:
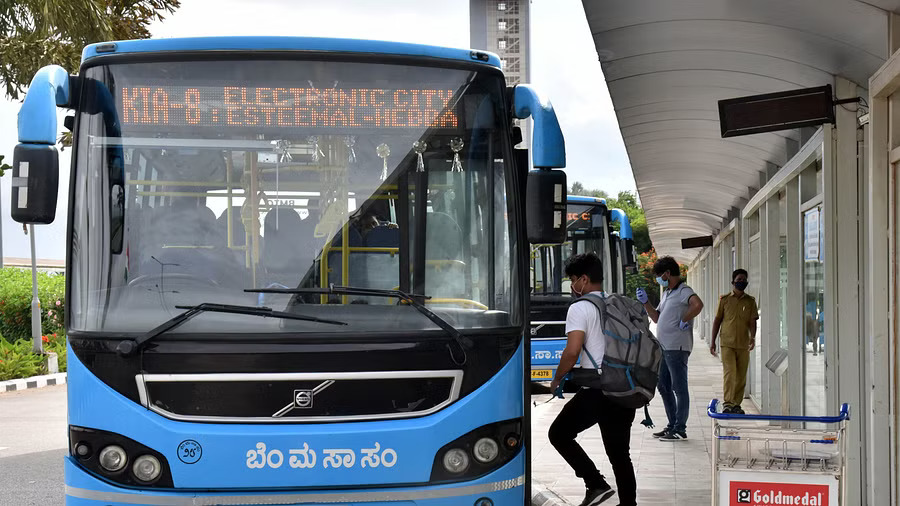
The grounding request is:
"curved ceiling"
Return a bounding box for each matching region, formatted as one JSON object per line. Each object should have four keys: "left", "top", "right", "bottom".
{"left": 582, "top": 0, "right": 899, "bottom": 262}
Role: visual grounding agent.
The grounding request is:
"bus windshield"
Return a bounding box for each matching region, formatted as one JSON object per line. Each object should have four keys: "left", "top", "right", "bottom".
{"left": 70, "top": 58, "right": 519, "bottom": 335}
{"left": 531, "top": 201, "right": 609, "bottom": 295}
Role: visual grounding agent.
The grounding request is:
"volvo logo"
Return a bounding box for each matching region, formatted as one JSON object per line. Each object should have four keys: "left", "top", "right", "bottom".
{"left": 272, "top": 380, "right": 334, "bottom": 417}
{"left": 294, "top": 390, "right": 313, "bottom": 408}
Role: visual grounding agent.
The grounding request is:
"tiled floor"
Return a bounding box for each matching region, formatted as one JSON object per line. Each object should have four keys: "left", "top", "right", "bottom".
{"left": 530, "top": 343, "right": 755, "bottom": 505}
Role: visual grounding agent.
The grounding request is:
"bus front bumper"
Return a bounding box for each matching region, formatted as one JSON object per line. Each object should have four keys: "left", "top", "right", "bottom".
{"left": 64, "top": 451, "right": 526, "bottom": 505}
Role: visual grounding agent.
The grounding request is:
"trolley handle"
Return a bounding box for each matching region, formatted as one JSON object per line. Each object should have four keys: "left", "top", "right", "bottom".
{"left": 707, "top": 399, "right": 850, "bottom": 423}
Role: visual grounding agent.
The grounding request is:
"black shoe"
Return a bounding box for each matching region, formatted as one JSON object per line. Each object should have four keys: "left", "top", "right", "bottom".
{"left": 733, "top": 406, "right": 745, "bottom": 415}
{"left": 579, "top": 483, "right": 615, "bottom": 506}
{"left": 652, "top": 428, "right": 671, "bottom": 438}
{"left": 659, "top": 431, "right": 688, "bottom": 441}
{"left": 722, "top": 406, "right": 735, "bottom": 414}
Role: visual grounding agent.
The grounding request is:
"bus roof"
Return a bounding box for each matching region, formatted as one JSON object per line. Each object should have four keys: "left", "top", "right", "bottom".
{"left": 81, "top": 37, "right": 502, "bottom": 68}
{"left": 567, "top": 195, "right": 607, "bottom": 206}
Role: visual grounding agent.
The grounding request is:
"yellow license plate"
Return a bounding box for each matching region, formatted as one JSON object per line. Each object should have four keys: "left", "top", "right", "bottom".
{"left": 531, "top": 369, "right": 553, "bottom": 379}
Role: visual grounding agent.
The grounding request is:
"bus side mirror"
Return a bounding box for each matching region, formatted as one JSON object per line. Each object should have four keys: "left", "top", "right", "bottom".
{"left": 11, "top": 64, "right": 70, "bottom": 225}
{"left": 526, "top": 169, "right": 566, "bottom": 244}
{"left": 512, "top": 85, "right": 565, "bottom": 169}
{"left": 513, "top": 85, "right": 567, "bottom": 243}
{"left": 11, "top": 145, "right": 59, "bottom": 224}
{"left": 625, "top": 239, "right": 637, "bottom": 271}
{"left": 610, "top": 208, "right": 636, "bottom": 268}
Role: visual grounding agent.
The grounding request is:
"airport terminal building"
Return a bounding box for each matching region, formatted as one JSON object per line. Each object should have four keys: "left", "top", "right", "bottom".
{"left": 584, "top": 1, "right": 900, "bottom": 503}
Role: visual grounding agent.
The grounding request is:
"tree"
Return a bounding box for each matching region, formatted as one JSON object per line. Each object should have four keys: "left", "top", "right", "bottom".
{"left": 1, "top": 0, "right": 180, "bottom": 100}
{"left": 606, "top": 190, "right": 651, "bottom": 254}
{"left": 569, "top": 181, "right": 608, "bottom": 199}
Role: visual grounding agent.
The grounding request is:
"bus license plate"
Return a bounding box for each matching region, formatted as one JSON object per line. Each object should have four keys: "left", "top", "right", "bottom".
{"left": 531, "top": 369, "right": 553, "bottom": 379}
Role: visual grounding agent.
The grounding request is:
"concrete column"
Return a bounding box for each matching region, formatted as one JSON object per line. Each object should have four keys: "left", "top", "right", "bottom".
{"left": 866, "top": 69, "right": 893, "bottom": 506}
{"left": 863, "top": 100, "right": 891, "bottom": 505}
{"left": 829, "top": 76, "right": 864, "bottom": 504}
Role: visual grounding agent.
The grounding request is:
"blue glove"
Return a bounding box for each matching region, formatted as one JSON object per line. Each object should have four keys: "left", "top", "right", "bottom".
{"left": 679, "top": 320, "right": 691, "bottom": 331}
{"left": 636, "top": 288, "right": 648, "bottom": 304}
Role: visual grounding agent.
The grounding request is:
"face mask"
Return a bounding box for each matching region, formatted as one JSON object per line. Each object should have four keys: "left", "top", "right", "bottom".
{"left": 572, "top": 277, "right": 587, "bottom": 297}
{"left": 734, "top": 281, "right": 748, "bottom": 291}
{"left": 656, "top": 276, "right": 667, "bottom": 287}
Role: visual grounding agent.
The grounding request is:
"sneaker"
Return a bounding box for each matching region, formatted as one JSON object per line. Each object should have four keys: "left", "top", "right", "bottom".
{"left": 722, "top": 406, "right": 735, "bottom": 414}
{"left": 659, "top": 431, "right": 688, "bottom": 442}
{"left": 652, "top": 428, "right": 671, "bottom": 438}
{"left": 579, "top": 483, "right": 615, "bottom": 506}
{"left": 733, "top": 406, "right": 745, "bottom": 415}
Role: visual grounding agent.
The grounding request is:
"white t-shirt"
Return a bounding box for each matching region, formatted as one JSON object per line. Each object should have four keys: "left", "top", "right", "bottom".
{"left": 564, "top": 291, "right": 606, "bottom": 370}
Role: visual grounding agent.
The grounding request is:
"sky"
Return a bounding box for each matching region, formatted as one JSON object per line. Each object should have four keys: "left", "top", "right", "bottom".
{"left": 0, "top": 0, "right": 634, "bottom": 261}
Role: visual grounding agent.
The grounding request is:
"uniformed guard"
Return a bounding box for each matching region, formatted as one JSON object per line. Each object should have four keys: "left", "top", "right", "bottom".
{"left": 709, "top": 269, "right": 759, "bottom": 414}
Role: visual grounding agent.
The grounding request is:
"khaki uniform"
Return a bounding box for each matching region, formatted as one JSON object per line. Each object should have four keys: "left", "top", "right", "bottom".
{"left": 715, "top": 292, "right": 758, "bottom": 409}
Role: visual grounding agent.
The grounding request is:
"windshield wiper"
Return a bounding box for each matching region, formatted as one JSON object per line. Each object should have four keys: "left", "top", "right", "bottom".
{"left": 116, "top": 303, "right": 347, "bottom": 357}
{"left": 246, "top": 285, "right": 473, "bottom": 365}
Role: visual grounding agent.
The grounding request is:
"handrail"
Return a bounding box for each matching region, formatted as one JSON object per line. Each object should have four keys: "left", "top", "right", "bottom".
{"left": 707, "top": 399, "right": 850, "bottom": 423}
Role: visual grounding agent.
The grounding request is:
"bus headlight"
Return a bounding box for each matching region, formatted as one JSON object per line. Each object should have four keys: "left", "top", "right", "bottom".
{"left": 132, "top": 455, "right": 162, "bottom": 483}
{"left": 69, "top": 425, "right": 173, "bottom": 488}
{"left": 473, "top": 438, "right": 499, "bottom": 463}
{"left": 430, "top": 418, "right": 522, "bottom": 483}
{"left": 98, "top": 445, "right": 128, "bottom": 472}
{"left": 442, "top": 448, "right": 470, "bottom": 473}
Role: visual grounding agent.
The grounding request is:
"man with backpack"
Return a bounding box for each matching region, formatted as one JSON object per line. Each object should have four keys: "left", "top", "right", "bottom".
{"left": 549, "top": 252, "right": 639, "bottom": 506}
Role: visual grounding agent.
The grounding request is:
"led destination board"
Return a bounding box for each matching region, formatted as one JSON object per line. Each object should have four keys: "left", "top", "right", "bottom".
{"left": 119, "top": 85, "right": 461, "bottom": 130}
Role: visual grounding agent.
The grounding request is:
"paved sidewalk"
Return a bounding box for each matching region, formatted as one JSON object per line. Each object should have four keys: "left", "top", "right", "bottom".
{"left": 530, "top": 345, "right": 754, "bottom": 505}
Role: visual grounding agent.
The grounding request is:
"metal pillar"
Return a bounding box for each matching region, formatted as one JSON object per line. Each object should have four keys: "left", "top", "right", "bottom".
{"left": 29, "top": 225, "right": 42, "bottom": 354}
{"left": 786, "top": 178, "right": 803, "bottom": 418}
{"left": 763, "top": 197, "right": 781, "bottom": 414}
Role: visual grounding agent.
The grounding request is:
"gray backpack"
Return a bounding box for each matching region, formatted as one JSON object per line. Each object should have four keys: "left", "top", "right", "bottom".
{"left": 569, "top": 293, "right": 662, "bottom": 410}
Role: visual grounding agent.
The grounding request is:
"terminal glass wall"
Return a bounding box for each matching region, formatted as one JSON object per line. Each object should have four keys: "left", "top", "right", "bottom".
{"left": 803, "top": 204, "right": 825, "bottom": 416}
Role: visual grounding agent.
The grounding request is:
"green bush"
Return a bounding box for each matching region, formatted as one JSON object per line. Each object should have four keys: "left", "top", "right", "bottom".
{"left": 0, "top": 334, "right": 67, "bottom": 380}
{"left": 0, "top": 267, "right": 65, "bottom": 342}
{"left": 0, "top": 339, "right": 42, "bottom": 381}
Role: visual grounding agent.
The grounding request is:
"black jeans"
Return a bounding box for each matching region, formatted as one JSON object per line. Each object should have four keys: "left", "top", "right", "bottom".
{"left": 548, "top": 388, "right": 637, "bottom": 506}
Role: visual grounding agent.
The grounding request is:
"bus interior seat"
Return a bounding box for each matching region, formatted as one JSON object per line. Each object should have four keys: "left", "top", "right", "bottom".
{"left": 216, "top": 206, "right": 247, "bottom": 247}
{"left": 424, "top": 211, "right": 465, "bottom": 298}
{"left": 138, "top": 202, "right": 225, "bottom": 284}
{"left": 263, "top": 207, "right": 313, "bottom": 286}
{"left": 215, "top": 206, "right": 249, "bottom": 269}
{"left": 361, "top": 226, "right": 401, "bottom": 292}
{"left": 425, "top": 211, "right": 462, "bottom": 260}
{"left": 326, "top": 224, "right": 364, "bottom": 287}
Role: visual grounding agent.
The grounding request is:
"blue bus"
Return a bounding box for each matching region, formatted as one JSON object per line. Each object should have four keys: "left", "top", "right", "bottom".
{"left": 528, "top": 196, "right": 635, "bottom": 381}
{"left": 11, "top": 37, "right": 567, "bottom": 505}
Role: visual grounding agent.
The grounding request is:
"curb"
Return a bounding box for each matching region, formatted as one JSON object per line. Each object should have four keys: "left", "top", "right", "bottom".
{"left": 532, "top": 481, "right": 575, "bottom": 506}
{"left": 0, "top": 372, "right": 67, "bottom": 392}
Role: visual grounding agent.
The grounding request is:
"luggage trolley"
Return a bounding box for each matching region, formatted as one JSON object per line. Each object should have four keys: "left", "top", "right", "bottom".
{"left": 707, "top": 399, "right": 850, "bottom": 506}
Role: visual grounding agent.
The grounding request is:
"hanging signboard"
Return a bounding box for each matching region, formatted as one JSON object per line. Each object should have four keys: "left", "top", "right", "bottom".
{"left": 719, "top": 85, "right": 835, "bottom": 138}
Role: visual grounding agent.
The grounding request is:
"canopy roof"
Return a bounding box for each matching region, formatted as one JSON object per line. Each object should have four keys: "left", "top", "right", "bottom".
{"left": 583, "top": 0, "right": 899, "bottom": 261}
